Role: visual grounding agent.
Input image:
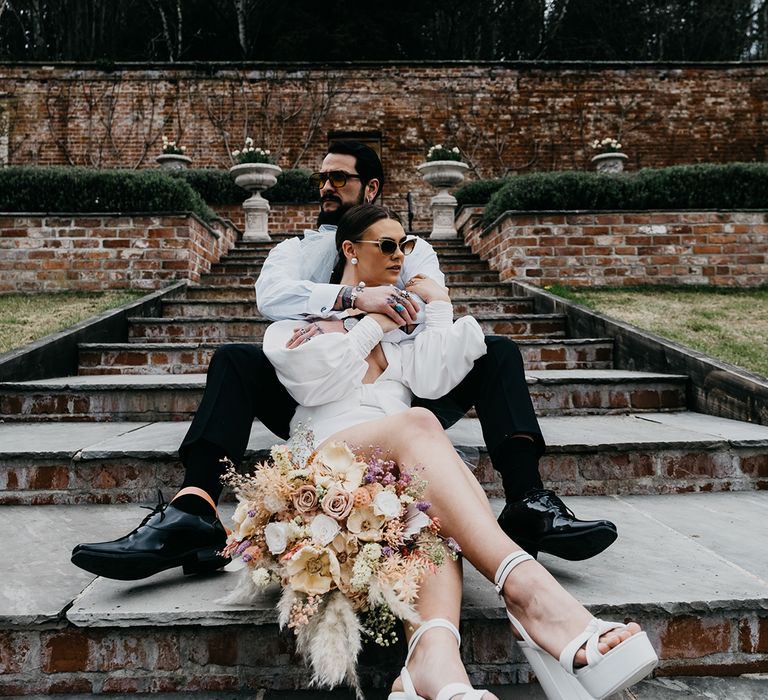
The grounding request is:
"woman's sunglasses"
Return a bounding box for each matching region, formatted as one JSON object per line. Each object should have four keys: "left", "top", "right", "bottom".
{"left": 309, "top": 170, "right": 362, "bottom": 189}
{"left": 356, "top": 236, "right": 417, "bottom": 256}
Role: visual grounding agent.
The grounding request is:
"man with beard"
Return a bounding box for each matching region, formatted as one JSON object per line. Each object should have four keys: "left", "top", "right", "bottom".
{"left": 71, "top": 141, "right": 616, "bottom": 582}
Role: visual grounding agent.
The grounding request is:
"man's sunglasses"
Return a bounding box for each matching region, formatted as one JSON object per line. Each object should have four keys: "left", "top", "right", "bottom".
{"left": 356, "top": 236, "right": 417, "bottom": 256}
{"left": 309, "top": 170, "right": 362, "bottom": 189}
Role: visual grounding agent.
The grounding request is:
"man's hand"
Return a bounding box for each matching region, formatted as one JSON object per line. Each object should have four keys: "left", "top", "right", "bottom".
{"left": 286, "top": 320, "right": 343, "bottom": 349}
{"left": 354, "top": 284, "right": 419, "bottom": 326}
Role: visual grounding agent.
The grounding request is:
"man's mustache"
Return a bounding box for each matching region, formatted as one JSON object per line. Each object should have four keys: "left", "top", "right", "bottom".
{"left": 321, "top": 194, "right": 342, "bottom": 204}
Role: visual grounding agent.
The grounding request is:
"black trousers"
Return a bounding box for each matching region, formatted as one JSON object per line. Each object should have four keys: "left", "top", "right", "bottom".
{"left": 179, "top": 335, "right": 545, "bottom": 474}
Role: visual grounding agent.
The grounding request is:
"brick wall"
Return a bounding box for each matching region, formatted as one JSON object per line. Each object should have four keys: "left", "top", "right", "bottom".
{"left": 0, "top": 214, "right": 238, "bottom": 292}
{"left": 461, "top": 210, "right": 768, "bottom": 287}
{"left": 2, "top": 62, "right": 766, "bottom": 227}
{"left": 216, "top": 203, "right": 318, "bottom": 233}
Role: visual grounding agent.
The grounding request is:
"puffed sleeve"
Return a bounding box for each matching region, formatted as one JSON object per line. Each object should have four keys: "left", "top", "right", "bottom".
{"left": 399, "top": 301, "right": 487, "bottom": 399}
{"left": 262, "top": 316, "right": 384, "bottom": 406}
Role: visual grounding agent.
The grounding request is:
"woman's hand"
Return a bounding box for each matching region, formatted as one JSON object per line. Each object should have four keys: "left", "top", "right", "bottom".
{"left": 405, "top": 274, "right": 450, "bottom": 303}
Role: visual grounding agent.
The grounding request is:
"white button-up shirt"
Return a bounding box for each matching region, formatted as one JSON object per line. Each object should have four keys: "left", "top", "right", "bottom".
{"left": 255, "top": 225, "right": 445, "bottom": 321}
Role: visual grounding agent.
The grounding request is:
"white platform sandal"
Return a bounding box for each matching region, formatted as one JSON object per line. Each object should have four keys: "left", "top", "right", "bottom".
{"left": 388, "top": 618, "right": 489, "bottom": 700}
{"left": 494, "top": 551, "right": 658, "bottom": 700}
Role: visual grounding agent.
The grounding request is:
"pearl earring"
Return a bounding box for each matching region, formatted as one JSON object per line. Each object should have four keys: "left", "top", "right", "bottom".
{"left": 351, "top": 257, "right": 358, "bottom": 265}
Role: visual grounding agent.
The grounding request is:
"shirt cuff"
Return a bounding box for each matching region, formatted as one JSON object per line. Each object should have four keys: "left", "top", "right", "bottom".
{"left": 308, "top": 284, "right": 346, "bottom": 317}
{"left": 425, "top": 300, "right": 454, "bottom": 327}
{"left": 347, "top": 315, "right": 384, "bottom": 357}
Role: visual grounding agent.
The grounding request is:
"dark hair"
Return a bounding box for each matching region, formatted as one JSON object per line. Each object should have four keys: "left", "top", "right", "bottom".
{"left": 327, "top": 141, "right": 385, "bottom": 199}
{"left": 329, "top": 204, "right": 402, "bottom": 283}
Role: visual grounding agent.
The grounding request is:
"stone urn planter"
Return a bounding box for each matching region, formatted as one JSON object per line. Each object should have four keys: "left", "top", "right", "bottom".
{"left": 229, "top": 162, "right": 282, "bottom": 241}
{"left": 155, "top": 153, "right": 192, "bottom": 170}
{"left": 591, "top": 152, "right": 628, "bottom": 174}
{"left": 416, "top": 160, "right": 469, "bottom": 239}
{"left": 156, "top": 153, "right": 192, "bottom": 170}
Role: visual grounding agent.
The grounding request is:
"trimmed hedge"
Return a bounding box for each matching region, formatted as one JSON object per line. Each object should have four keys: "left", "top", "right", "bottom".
{"left": 455, "top": 178, "right": 508, "bottom": 208}
{"left": 0, "top": 167, "right": 216, "bottom": 220}
{"left": 174, "top": 168, "right": 319, "bottom": 204}
{"left": 473, "top": 163, "right": 768, "bottom": 226}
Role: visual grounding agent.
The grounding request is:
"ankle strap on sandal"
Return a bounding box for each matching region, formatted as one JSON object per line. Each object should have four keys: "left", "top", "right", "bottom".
{"left": 405, "top": 618, "right": 461, "bottom": 666}
{"left": 494, "top": 550, "right": 534, "bottom": 595}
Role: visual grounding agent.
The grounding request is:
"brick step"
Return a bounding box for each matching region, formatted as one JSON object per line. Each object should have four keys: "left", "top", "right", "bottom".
{"left": 183, "top": 282, "right": 516, "bottom": 300}
{"left": 77, "top": 338, "right": 613, "bottom": 375}
{"left": 3, "top": 492, "right": 768, "bottom": 693}
{"left": 160, "top": 296, "right": 534, "bottom": 318}
{"left": 208, "top": 261, "right": 264, "bottom": 275}
{"left": 0, "top": 370, "right": 688, "bottom": 422}
{"left": 444, "top": 271, "right": 501, "bottom": 284}
{"left": 124, "top": 314, "right": 567, "bottom": 343}
{"left": 197, "top": 270, "right": 503, "bottom": 287}
{"left": 3, "top": 413, "right": 766, "bottom": 505}
{"left": 211, "top": 259, "right": 491, "bottom": 275}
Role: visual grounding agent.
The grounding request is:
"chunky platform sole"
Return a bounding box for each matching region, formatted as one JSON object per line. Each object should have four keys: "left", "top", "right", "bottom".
{"left": 71, "top": 545, "right": 229, "bottom": 580}
{"left": 577, "top": 631, "right": 658, "bottom": 699}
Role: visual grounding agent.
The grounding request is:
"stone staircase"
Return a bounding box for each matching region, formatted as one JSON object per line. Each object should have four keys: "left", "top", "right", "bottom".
{"left": 1, "top": 231, "right": 768, "bottom": 696}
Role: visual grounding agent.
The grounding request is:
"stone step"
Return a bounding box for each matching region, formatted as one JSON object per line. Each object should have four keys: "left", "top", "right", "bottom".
{"left": 160, "top": 296, "right": 535, "bottom": 318}
{"left": 3, "top": 491, "right": 767, "bottom": 693}
{"left": 123, "top": 314, "right": 568, "bottom": 344}
{"left": 1, "top": 412, "right": 766, "bottom": 505}
{"left": 0, "top": 370, "right": 688, "bottom": 422}
{"left": 77, "top": 338, "right": 614, "bottom": 375}
{"left": 445, "top": 270, "right": 500, "bottom": 284}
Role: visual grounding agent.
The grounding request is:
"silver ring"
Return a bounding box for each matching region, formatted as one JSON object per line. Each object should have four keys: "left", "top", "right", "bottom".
{"left": 400, "top": 290, "right": 411, "bottom": 299}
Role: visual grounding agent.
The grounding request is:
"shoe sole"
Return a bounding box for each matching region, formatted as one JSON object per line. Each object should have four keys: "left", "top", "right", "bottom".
{"left": 71, "top": 546, "right": 229, "bottom": 581}
{"left": 535, "top": 525, "right": 618, "bottom": 561}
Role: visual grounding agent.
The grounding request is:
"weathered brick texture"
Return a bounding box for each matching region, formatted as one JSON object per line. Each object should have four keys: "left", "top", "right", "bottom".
{"left": 216, "top": 203, "right": 318, "bottom": 232}
{"left": 462, "top": 210, "right": 768, "bottom": 287}
{"left": 1, "top": 63, "right": 766, "bottom": 226}
{"left": 0, "top": 214, "right": 238, "bottom": 291}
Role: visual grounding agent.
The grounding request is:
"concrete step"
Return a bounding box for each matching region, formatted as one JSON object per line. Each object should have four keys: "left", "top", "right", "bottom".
{"left": 124, "top": 314, "right": 568, "bottom": 343}
{"left": 1, "top": 412, "right": 766, "bottom": 505}
{"left": 0, "top": 370, "right": 688, "bottom": 422}
{"left": 77, "top": 338, "right": 613, "bottom": 375}
{"left": 183, "top": 285, "right": 257, "bottom": 300}
{"left": 3, "top": 491, "right": 767, "bottom": 693}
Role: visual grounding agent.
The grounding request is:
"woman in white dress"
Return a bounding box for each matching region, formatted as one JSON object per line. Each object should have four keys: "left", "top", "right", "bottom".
{"left": 263, "top": 205, "right": 657, "bottom": 700}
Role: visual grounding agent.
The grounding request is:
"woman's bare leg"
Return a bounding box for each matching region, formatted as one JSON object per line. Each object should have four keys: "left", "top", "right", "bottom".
{"left": 390, "top": 556, "right": 498, "bottom": 699}
{"left": 321, "top": 408, "right": 640, "bottom": 668}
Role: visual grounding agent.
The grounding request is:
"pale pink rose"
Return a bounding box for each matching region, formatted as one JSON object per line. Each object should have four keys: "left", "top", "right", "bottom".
{"left": 321, "top": 486, "right": 354, "bottom": 521}
{"left": 293, "top": 485, "right": 318, "bottom": 514}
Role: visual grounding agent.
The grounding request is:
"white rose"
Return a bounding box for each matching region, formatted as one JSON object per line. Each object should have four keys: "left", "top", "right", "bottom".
{"left": 264, "top": 521, "right": 289, "bottom": 554}
{"left": 310, "top": 513, "right": 341, "bottom": 546}
{"left": 232, "top": 149, "right": 240, "bottom": 157}
{"left": 373, "top": 490, "right": 402, "bottom": 519}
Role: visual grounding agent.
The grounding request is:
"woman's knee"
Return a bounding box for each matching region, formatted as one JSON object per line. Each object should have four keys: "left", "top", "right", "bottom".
{"left": 402, "top": 407, "right": 445, "bottom": 436}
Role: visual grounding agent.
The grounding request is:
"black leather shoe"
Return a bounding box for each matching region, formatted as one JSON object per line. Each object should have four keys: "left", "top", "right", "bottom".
{"left": 498, "top": 489, "right": 617, "bottom": 561}
{"left": 71, "top": 491, "right": 229, "bottom": 580}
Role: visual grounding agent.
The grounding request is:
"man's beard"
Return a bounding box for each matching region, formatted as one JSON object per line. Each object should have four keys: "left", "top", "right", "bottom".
{"left": 316, "top": 189, "right": 366, "bottom": 227}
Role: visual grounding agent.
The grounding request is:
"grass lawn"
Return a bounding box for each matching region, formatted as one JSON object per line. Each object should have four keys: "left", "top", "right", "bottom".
{"left": 0, "top": 291, "right": 145, "bottom": 355}
{"left": 548, "top": 285, "right": 768, "bottom": 380}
